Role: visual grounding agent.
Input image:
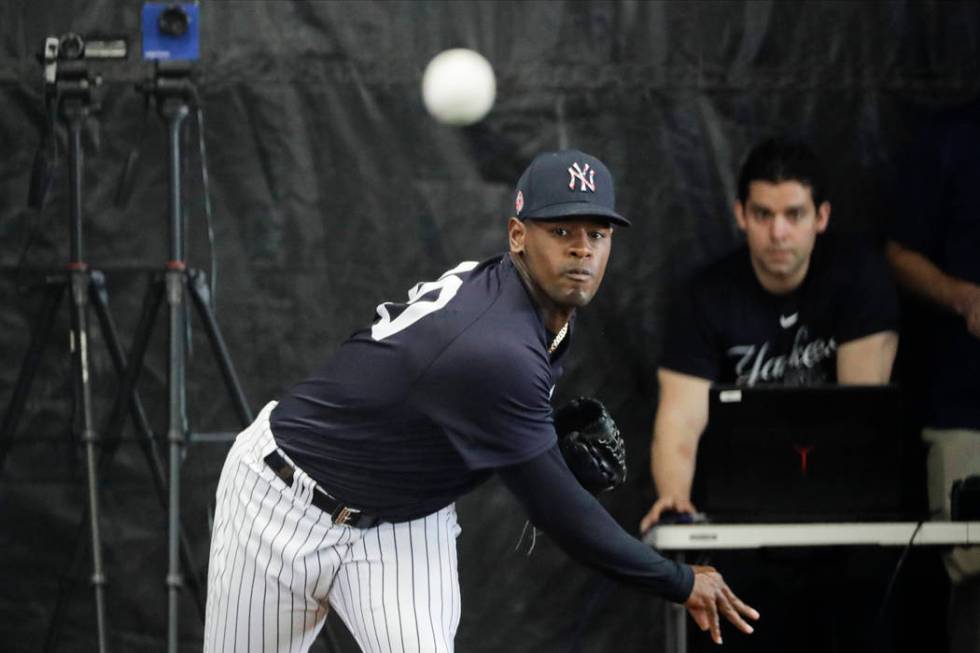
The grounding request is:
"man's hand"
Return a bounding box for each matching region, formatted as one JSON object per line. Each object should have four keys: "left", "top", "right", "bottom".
{"left": 639, "top": 495, "right": 697, "bottom": 533}
{"left": 684, "top": 564, "right": 759, "bottom": 645}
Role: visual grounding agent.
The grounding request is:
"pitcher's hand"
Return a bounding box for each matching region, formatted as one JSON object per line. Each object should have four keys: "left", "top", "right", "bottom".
{"left": 684, "top": 565, "right": 760, "bottom": 645}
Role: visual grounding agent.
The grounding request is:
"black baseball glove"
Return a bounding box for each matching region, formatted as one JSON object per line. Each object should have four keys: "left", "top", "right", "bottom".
{"left": 553, "top": 397, "right": 627, "bottom": 494}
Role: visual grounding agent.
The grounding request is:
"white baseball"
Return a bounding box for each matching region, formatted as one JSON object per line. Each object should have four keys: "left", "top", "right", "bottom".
{"left": 422, "top": 48, "right": 496, "bottom": 126}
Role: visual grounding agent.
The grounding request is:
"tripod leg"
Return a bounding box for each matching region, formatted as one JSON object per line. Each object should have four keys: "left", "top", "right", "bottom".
{"left": 165, "top": 267, "right": 187, "bottom": 653}
{"left": 187, "top": 270, "right": 253, "bottom": 426}
{"left": 89, "top": 272, "right": 207, "bottom": 622}
{"left": 89, "top": 271, "right": 159, "bottom": 472}
{"left": 68, "top": 268, "right": 109, "bottom": 653}
{"left": 48, "top": 274, "right": 160, "bottom": 653}
{"left": 0, "top": 281, "right": 66, "bottom": 473}
{"left": 102, "top": 278, "right": 165, "bottom": 455}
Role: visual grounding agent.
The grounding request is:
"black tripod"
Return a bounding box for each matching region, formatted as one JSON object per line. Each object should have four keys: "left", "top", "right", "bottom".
{"left": 0, "top": 56, "right": 114, "bottom": 653}
{"left": 1, "top": 52, "right": 217, "bottom": 652}
{"left": 101, "top": 61, "right": 253, "bottom": 653}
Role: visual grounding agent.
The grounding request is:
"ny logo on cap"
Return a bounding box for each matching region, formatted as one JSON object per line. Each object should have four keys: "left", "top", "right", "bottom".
{"left": 568, "top": 162, "right": 596, "bottom": 192}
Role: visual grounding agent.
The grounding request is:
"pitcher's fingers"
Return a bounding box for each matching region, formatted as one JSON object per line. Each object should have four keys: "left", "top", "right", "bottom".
{"left": 690, "top": 607, "right": 711, "bottom": 633}
{"left": 718, "top": 595, "right": 754, "bottom": 635}
{"left": 722, "top": 585, "right": 760, "bottom": 621}
{"left": 708, "top": 599, "right": 722, "bottom": 645}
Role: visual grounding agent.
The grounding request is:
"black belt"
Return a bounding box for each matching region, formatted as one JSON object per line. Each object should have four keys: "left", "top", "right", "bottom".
{"left": 263, "top": 450, "right": 382, "bottom": 529}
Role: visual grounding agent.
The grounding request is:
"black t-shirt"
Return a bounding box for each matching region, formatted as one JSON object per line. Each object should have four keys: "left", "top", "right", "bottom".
{"left": 270, "top": 255, "right": 567, "bottom": 522}
{"left": 891, "top": 115, "right": 980, "bottom": 429}
{"left": 661, "top": 235, "right": 898, "bottom": 386}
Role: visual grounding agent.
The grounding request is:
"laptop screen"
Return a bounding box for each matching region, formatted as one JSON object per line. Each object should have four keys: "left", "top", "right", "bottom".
{"left": 692, "top": 384, "right": 921, "bottom": 522}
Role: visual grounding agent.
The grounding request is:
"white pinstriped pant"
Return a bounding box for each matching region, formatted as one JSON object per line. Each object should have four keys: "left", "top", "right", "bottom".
{"left": 203, "top": 402, "right": 462, "bottom": 652}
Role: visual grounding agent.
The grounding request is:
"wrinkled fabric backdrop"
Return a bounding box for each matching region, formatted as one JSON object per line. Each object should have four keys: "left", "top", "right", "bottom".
{"left": 0, "top": 1, "right": 977, "bottom": 651}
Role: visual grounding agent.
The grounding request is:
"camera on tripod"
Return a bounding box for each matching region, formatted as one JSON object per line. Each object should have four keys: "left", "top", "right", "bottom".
{"left": 41, "top": 32, "right": 127, "bottom": 87}
{"left": 28, "top": 32, "right": 128, "bottom": 211}
{"left": 51, "top": 33, "right": 128, "bottom": 62}
{"left": 142, "top": 2, "right": 200, "bottom": 61}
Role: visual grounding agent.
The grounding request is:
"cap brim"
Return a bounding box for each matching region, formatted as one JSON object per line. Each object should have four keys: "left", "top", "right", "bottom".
{"left": 521, "top": 202, "right": 631, "bottom": 227}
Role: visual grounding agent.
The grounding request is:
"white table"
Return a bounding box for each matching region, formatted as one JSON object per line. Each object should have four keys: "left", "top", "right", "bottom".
{"left": 645, "top": 521, "right": 980, "bottom": 550}
{"left": 643, "top": 521, "right": 980, "bottom": 653}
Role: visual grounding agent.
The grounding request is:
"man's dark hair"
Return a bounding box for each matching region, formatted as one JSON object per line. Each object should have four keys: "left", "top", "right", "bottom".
{"left": 737, "top": 138, "right": 826, "bottom": 207}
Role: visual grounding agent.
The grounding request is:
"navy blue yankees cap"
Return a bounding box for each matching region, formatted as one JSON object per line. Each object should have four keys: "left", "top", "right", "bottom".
{"left": 513, "top": 149, "right": 630, "bottom": 226}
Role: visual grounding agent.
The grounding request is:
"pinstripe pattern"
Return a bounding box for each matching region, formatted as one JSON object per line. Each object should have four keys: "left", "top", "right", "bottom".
{"left": 204, "top": 403, "right": 462, "bottom": 652}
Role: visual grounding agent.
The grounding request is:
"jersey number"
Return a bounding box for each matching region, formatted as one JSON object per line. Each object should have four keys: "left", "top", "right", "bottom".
{"left": 370, "top": 261, "right": 479, "bottom": 341}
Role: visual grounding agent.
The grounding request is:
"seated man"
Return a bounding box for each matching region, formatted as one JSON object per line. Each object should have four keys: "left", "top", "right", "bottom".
{"left": 640, "top": 138, "right": 900, "bottom": 653}
{"left": 642, "top": 138, "right": 899, "bottom": 530}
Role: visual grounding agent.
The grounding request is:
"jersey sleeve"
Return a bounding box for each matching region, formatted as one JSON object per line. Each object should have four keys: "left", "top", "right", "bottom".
{"left": 411, "top": 332, "right": 557, "bottom": 470}
{"left": 658, "top": 278, "right": 723, "bottom": 382}
{"left": 498, "top": 445, "right": 694, "bottom": 603}
{"left": 833, "top": 240, "right": 900, "bottom": 344}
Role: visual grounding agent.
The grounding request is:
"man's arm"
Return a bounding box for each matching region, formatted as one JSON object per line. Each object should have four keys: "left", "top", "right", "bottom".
{"left": 885, "top": 240, "right": 980, "bottom": 338}
{"left": 836, "top": 331, "right": 898, "bottom": 384}
{"left": 640, "top": 368, "right": 711, "bottom": 533}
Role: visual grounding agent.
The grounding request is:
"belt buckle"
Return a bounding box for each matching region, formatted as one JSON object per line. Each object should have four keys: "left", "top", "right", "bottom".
{"left": 334, "top": 506, "right": 360, "bottom": 526}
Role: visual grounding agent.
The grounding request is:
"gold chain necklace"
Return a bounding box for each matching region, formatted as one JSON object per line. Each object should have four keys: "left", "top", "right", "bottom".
{"left": 548, "top": 321, "right": 569, "bottom": 354}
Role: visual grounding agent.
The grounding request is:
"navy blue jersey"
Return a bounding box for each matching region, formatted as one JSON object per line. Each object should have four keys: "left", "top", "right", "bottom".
{"left": 271, "top": 255, "right": 569, "bottom": 522}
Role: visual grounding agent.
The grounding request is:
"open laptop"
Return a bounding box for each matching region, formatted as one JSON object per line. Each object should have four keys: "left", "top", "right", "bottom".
{"left": 691, "top": 384, "right": 922, "bottom": 523}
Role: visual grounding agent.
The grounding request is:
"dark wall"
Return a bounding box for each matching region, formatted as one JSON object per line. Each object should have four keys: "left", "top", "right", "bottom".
{"left": 1, "top": 1, "right": 977, "bottom": 651}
